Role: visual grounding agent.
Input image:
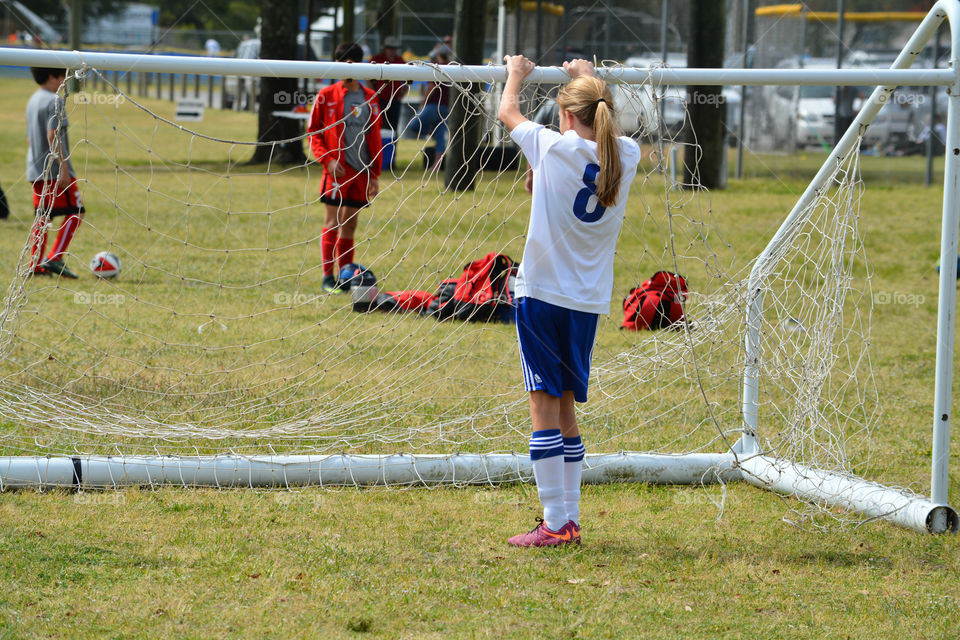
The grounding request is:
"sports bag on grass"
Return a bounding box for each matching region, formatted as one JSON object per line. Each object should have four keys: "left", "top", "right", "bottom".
{"left": 622, "top": 271, "right": 688, "bottom": 330}
{"left": 428, "top": 252, "right": 517, "bottom": 322}
{"left": 356, "top": 253, "right": 517, "bottom": 323}
{"left": 364, "top": 289, "right": 436, "bottom": 314}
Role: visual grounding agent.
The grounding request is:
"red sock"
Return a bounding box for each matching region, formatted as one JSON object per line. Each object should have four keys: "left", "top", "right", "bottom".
{"left": 30, "top": 220, "right": 48, "bottom": 268}
{"left": 46, "top": 215, "right": 82, "bottom": 262}
{"left": 336, "top": 236, "right": 355, "bottom": 269}
{"left": 321, "top": 227, "right": 339, "bottom": 276}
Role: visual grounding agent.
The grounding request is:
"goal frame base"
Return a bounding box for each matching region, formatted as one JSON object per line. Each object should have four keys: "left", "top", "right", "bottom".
{"left": 1, "top": 452, "right": 954, "bottom": 533}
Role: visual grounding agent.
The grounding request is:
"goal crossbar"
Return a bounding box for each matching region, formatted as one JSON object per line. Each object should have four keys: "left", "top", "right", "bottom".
{"left": 1, "top": 47, "right": 954, "bottom": 87}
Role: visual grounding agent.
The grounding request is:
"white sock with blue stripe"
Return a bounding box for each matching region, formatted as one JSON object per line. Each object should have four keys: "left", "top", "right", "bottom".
{"left": 529, "top": 428, "right": 566, "bottom": 532}
{"left": 563, "top": 435, "right": 585, "bottom": 525}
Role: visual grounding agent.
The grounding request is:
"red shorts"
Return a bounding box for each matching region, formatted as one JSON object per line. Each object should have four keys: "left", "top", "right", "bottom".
{"left": 32, "top": 179, "right": 85, "bottom": 217}
{"left": 319, "top": 163, "right": 370, "bottom": 209}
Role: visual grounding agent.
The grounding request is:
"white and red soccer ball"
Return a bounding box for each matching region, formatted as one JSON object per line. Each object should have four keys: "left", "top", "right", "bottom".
{"left": 89, "top": 251, "right": 121, "bottom": 278}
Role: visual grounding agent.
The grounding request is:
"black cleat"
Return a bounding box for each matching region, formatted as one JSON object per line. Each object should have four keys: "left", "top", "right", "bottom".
{"left": 39, "top": 259, "right": 78, "bottom": 279}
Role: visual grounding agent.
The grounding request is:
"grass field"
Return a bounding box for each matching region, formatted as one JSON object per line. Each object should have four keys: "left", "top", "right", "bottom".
{"left": 0, "top": 75, "right": 958, "bottom": 638}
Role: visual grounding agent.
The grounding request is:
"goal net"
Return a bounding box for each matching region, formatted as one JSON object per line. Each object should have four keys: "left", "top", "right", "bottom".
{"left": 0, "top": 37, "right": 955, "bottom": 532}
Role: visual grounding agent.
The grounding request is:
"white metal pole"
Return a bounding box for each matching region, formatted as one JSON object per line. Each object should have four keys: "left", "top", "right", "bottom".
{"left": 493, "top": 0, "right": 507, "bottom": 147}
{"left": 930, "top": 1, "right": 960, "bottom": 507}
{"left": 740, "top": 455, "right": 958, "bottom": 534}
{"left": 737, "top": 3, "right": 952, "bottom": 457}
{"left": 0, "top": 48, "right": 950, "bottom": 86}
{"left": 496, "top": 0, "right": 505, "bottom": 63}
{"left": 0, "top": 453, "right": 739, "bottom": 489}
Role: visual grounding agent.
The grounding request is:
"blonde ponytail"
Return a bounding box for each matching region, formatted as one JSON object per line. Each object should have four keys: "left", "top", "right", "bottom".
{"left": 557, "top": 77, "right": 623, "bottom": 208}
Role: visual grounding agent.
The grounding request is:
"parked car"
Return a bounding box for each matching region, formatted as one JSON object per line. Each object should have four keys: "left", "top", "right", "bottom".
{"left": 622, "top": 54, "right": 742, "bottom": 141}
{"left": 763, "top": 57, "right": 892, "bottom": 149}
{"left": 847, "top": 49, "right": 951, "bottom": 149}
{"left": 529, "top": 86, "right": 683, "bottom": 139}
{"left": 847, "top": 51, "right": 916, "bottom": 147}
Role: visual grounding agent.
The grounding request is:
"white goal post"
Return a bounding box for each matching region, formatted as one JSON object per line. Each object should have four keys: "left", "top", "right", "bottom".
{"left": 1, "top": 1, "right": 958, "bottom": 534}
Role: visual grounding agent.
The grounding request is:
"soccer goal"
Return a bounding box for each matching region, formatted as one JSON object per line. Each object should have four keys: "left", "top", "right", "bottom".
{"left": 0, "top": 2, "right": 957, "bottom": 534}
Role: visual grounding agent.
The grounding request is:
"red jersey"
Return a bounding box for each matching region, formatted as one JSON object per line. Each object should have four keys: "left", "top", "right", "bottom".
{"left": 369, "top": 52, "right": 408, "bottom": 103}
{"left": 307, "top": 81, "right": 383, "bottom": 178}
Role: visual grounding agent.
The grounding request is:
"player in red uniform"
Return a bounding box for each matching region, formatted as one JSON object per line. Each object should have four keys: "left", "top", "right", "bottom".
{"left": 307, "top": 42, "right": 383, "bottom": 293}
{"left": 27, "top": 67, "right": 85, "bottom": 279}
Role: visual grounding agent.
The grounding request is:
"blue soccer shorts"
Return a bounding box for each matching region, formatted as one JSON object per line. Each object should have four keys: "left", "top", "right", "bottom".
{"left": 515, "top": 296, "right": 600, "bottom": 403}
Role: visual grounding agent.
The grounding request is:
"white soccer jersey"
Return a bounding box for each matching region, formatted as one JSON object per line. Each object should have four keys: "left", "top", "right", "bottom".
{"left": 510, "top": 120, "right": 641, "bottom": 314}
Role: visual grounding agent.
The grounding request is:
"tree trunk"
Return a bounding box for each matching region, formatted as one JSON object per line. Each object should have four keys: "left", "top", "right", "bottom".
{"left": 375, "top": 0, "right": 396, "bottom": 44}
{"left": 683, "top": 0, "right": 726, "bottom": 190}
{"left": 249, "top": 0, "right": 306, "bottom": 165}
{"left": 341, "top": 0, "right": 355, "bottom": 43}
{"left": 443, "top": 0, "right": 486, "bottom": 192}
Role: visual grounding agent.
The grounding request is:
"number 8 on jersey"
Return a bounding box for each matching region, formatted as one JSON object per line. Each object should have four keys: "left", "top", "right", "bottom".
{"left": 572, "top": 163, "right": 606, "bottom": 223}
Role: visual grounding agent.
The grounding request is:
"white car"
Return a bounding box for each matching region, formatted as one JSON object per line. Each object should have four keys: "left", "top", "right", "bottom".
{"left": 529, "top": 55, "right": 740, "bottom": 143}
{"left": 530, "top": 86, "right": 686, "bottom": 139}
{"left": 617, "top": 55, "right": 742, "bottom": 140}
{"left": 847, "top": 49, "right": 947, "bottom": 148}
{"left": 764, "top": 57, "right": 891, "bottom": 149}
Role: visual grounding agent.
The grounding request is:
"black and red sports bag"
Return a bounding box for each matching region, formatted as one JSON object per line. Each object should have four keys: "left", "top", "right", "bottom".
{"left": 428, "top": 252, "right": 517, "bottom": 322}
{"left": 364, "top": 289, "right": 436, "bottom": 313}
{"left": 622, "top": 271, "right": 688, "bottom": 330}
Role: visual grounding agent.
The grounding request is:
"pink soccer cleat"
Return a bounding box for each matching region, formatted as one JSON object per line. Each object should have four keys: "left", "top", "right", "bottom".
{"left": 508, "top": 518, "right": 579, "bottom": 547}
{"left": 567, "top": 520, "right": 581, "bottom": 544}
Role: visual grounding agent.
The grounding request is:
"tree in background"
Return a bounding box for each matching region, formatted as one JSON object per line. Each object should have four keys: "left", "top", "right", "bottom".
{"left": 249, "top": 0, "right": 306, "bottom": 165}
{"left": 341, "top": 0, "right": 356, "bottom": 43}
{"left": 20, "top": 0, "right": 123, "bottom": 26}
{"left": 24, "top": 0, "right": 259, "bottom": 45}
{"left": 444, "top": 0, "right": 487, "bottom": 192}
{"left": 375, "top": 0, "right": 398, "bottom": 44}
{"left": 157, "top": 0, "right": 259, "bottom": 31}
{"left": 683, "top": 0, "right": 725, "bottom": 190}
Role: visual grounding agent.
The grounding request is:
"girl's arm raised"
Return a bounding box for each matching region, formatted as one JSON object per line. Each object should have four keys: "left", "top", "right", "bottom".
{"left": 497, "top": 55, "right": 535, "bottom": 132}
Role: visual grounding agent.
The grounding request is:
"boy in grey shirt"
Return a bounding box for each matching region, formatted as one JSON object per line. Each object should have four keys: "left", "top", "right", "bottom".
{"left": 307, "top": 42, "right": 383, "bottom": 294}
{"left": 27, "top": 67, "right": 84, "bottom": 278}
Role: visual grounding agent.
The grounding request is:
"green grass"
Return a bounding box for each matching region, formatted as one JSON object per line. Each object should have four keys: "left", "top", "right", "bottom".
{"left": 1, "top": 486, "right": 958, "bottom": 638}
{"left": 0, "top": 76, "right": 958, "bottom": 638}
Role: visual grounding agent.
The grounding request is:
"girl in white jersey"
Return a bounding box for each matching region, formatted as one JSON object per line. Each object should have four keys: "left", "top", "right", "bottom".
{"left": 498, "top": 55, "right": 641, "bottom": 547}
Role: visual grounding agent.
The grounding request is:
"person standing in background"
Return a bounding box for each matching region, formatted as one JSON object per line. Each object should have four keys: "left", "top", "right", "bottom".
{"left": 370, "top": 36, "right": 408, "bottom": 135}
{"left": 27, "top": 67, "right": 85, "bottom": 279}
{"left": 403, "top": 50, "right": 450, "bottom": 171}
{"left": 307, "top": 43, "right": 383, "bottom": 294}
{"left": 204, "top": 38, "right": 221, "bottom": 56}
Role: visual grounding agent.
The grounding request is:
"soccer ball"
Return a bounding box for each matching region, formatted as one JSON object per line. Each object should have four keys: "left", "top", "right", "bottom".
{"left": 90, "top": 251, "right": 121, "bottom": 278}
{"left": 338, "top": 263, "right": 376, "bottom": 291}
